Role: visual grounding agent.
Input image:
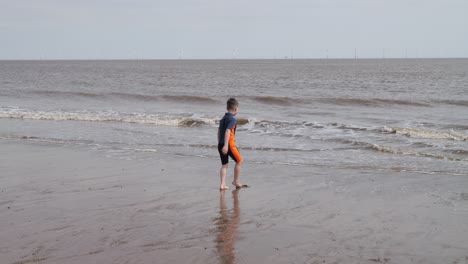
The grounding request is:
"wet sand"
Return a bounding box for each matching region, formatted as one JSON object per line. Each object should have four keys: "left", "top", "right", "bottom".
{"left": 1, "top": 139, "right": 468, "bottom": 264}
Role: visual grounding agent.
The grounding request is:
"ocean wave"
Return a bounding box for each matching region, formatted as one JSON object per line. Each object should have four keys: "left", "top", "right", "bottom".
{"left": 334, "top": 139, "right": 468, "bottom": 162}
{"left": 383, "top": 127, "right": 468, "bottom": 141}
{"left": 249, "top": 96, "right": 430, "bottom": 107}
{"left": 236, "top": 118, "right": 250, "bottom": 125}
{"left": 0, "top": 134, "right": 68, "bottom": 144}
{"left": 433, "top": 99, "right": 468, "bottom": 107}
{"left": 108, "top": 93, "right": 218, "bottom": 103}
{"left": 252, "top": 120, "right": 369, "bottom": 132}
{"left": 410, "top": 142, "right": 436, "bottom": 148}
{"left": 369, "top": 144, "right": 468, "bottom": 162}
{"left": 109, "top": 92, "right": 160, "bottom": 101}
{"left": 330, "top": 123, "right": 369, "bottom": 131}
{"left": 126, "top": 143, "right": 323, "bottom": 153}
{"left": 444, "top": 124, "right": 468, "bottom": 131}
{"left": 160, "top": 95, "right": 218, "bottom": 103}
{"left": 0, "top": 108, "right": 219, "bottom": 127}
{"left": 31, "top": 90, "right": 102, "bottom": 98}
{"left": 317, "top": 98, "right": 430, "bottom": 107}
{"left": 251, "top": 96, "right": 305, "bottom": 105}
{"left": 443, "top": 149, "right": 468, "bottom": 156}
{"left": 27, "top": 90, "right": 218, "bottom": 104}
{"left": 1, "top": 134, "right": 326, "bottom": 154}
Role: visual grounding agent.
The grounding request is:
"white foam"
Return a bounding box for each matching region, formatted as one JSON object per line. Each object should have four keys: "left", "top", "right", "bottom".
{"left": 371, "top": 143, "right": 468, "bottom": 162}
{"left": 384, "top": 126, "right": 468, "bottom": 141}
{"left": 0, "top": 107, "right": 218, "bottom": 127}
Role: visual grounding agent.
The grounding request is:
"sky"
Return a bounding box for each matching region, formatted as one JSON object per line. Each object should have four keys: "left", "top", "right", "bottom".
{"left": 1, "top": 0, "right": 467, "bottom": 59}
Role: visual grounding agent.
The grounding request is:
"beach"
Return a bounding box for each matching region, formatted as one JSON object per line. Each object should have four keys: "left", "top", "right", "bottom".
{"left": 2, "top": 139, "right": 468, "bottom": 264}
{"left": 1, "top": 59, "right": 467, "bottom": 263}
{"left": 2, "top": 0, "right": 468, "bottom": 262}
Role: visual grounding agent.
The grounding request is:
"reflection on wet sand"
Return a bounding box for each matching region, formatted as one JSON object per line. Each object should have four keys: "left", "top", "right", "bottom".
{"left": 214, "top": 189, "right": 241, "bottom": 264}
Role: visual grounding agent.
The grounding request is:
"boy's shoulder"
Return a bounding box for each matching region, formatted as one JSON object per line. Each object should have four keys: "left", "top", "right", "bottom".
{"left": 220, "top": 113, "right": 236, "bottom": 124}
{"left": 221, "top": 113, "right": 236, "bottom": 119}
{"left": 228, "top": 114, "right": 236, "bottom": 122}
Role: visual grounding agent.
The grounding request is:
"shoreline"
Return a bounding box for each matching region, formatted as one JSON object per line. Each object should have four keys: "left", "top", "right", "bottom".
{"left": 1, "top": 139, "right": 468, "bottom": 264}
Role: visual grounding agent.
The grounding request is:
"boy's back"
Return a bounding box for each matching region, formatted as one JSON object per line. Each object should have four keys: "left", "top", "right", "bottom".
{"left": 217, "top": 98, "right": 246, "bottom": 190}
{"left": 218, "top": 112, "right": 237, "bottom": 146}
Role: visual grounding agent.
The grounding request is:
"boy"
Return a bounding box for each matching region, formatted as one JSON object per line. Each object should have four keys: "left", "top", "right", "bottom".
{"left": 217, "top": 98, "right": 247, "bottom": 190}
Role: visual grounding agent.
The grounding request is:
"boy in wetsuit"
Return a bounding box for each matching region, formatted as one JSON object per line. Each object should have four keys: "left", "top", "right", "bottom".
{"left": 218, "top": 98, "right": 247, "bottom": 190}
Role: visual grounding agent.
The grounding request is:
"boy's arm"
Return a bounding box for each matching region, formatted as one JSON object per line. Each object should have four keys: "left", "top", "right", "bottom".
{"left": 217, "top": 128, "right": 220, "bottom": 142}
{"left": 222, "top": 129, "right": 231, "bottom": 154}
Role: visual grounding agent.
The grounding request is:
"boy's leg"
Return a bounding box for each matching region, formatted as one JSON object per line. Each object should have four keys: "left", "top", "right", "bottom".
{"left": 227, "top": 145, "right": 247, "bottom": 188}
{"left": 218, "top": 144, "right": 230, "bottom": 190}
{"left": 233, "top": 161, "right": 242, "bottom": 186}
{"left": 227, "top": 146, "right": 246, "bottom": 187}
{"left": 220, "top": 164, "right": 229, "bottom": 190}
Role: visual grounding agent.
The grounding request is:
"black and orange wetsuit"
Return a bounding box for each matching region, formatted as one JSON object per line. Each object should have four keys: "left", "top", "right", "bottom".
{"left": 218, "top": 112, "right": 242, "bottom": 165}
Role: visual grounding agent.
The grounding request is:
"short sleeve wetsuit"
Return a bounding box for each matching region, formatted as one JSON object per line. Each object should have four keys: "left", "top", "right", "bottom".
{"left": 218, "top": 112, "right": 243, "bottom": 165}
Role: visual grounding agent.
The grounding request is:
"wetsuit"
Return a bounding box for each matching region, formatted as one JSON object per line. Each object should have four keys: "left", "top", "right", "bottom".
{"left": 218, "top": 112, "right": 242, "bottom": 165}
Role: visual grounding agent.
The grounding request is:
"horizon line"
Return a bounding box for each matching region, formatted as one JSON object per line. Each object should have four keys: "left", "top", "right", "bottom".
{"left": 1, "top": 57, "right": 467, "bottom": 61}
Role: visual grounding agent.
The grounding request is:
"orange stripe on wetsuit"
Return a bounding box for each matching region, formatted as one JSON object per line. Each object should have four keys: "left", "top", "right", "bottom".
{"left": 228, "top": 124, "right": 243, "bottom": 163}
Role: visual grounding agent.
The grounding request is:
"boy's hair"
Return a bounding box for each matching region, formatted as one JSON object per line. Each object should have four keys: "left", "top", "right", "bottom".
{"left": 226, "top": 98, "right": 239, "bottom": 111}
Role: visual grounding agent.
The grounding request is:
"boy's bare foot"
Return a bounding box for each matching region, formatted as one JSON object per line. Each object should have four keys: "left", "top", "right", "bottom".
{"left": 220, "top": 185, "right": 230, "bottom": 190}
{"left": 232, "top": 182, "right": 249, "bottom": 188}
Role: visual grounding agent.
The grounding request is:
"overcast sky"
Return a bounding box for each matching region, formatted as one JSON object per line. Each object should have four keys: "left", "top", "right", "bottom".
{"left": 1, "top": 0, "right": 467, "bottom": 59}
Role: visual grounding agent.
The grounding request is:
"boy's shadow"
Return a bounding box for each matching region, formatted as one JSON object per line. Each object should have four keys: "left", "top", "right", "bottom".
{"left": 213, "top": 188, "right": 241, "bottom": 264}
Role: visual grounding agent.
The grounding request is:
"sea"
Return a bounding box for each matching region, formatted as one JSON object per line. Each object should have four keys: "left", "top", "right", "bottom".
{"left": 1, "top": 59, "right": 467, "bottom": 176}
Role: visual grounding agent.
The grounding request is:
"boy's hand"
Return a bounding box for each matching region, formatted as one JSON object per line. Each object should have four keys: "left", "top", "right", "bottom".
{"left": 222, "top": 145, "right": 228, "bottom": 155}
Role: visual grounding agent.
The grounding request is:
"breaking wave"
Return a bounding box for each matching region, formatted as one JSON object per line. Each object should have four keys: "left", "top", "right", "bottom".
{"left": 2, "top": 106, "right": 465, "bottom": 143}
{"left": 0, "top": 107, "right": 218, "bottom": 127}
{"left": 383, "top": 127, "right": 468, "bottom": 141}
{"left": 0, "top": 108, "right": 260, "bottom": 131}
{"left": 369, "top": 144, "right": 468, "bottom": 162}
{"left": 335, "top": 139, "right": 468, "bottom": 162}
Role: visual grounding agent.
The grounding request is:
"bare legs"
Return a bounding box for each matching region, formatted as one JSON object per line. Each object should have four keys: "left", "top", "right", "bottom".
{"left": 220, "top": 162, "right": 247, "bottom": 190}
{"left": 220, "top": 164, "right": 229, "bottom": 190}
{"left": 232, "top": 162, "right": 242, "bottom": 187}
{"left": 219, "top": 163, "right": 247, "bottom": 190}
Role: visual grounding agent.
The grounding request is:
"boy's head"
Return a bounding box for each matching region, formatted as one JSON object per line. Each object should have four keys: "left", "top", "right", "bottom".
{"left": 226, "top": 97, "right": 239, "bottom": 115}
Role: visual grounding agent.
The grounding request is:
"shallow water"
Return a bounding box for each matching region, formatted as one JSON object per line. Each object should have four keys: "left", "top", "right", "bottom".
{"left": 1, "top": 59, "right": 467, "bottom": 175}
